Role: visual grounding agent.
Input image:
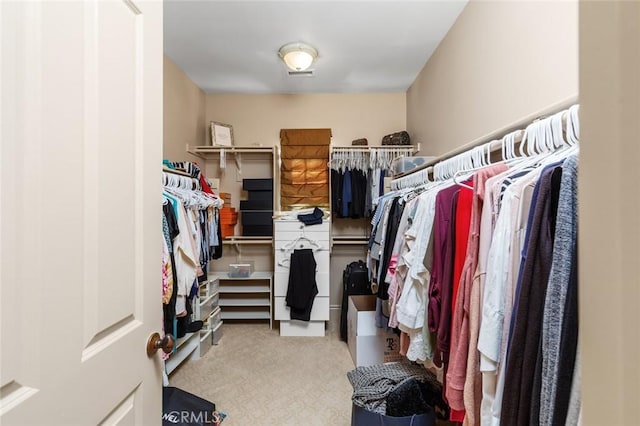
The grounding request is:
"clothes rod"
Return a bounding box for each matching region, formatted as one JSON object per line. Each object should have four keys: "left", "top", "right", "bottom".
{"left": 392, "top": 95, "right": 578, "bottom": 181}
{"left": 331, "top": 144, "right": 419, "bottom": 152}
{"left": 163, "top": 166, "right": 192, "bottom": 177}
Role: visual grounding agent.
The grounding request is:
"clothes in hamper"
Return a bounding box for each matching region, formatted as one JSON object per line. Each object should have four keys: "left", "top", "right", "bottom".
{"left": 386, "top": 378, "right": 448, "bottom": 419}
{"left": 285, "top": 249, "right": 318, "bottom": 321}
{"left": 348, "top": 362, "right": 440, "bottom": 415}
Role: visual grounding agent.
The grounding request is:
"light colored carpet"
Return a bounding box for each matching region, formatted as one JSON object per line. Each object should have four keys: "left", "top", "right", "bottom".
{"left": 170, "top": 318, "right": 355, "bottom": 425}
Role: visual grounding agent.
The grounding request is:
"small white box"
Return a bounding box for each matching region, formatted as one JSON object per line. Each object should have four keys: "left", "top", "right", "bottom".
{"left": 347, "top": 295, "right": 401, "bottom": 367}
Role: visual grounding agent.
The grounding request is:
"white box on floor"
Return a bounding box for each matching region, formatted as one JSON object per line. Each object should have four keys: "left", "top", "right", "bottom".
{"left": 347, "top": 295, "right": 401, "bottom": 367}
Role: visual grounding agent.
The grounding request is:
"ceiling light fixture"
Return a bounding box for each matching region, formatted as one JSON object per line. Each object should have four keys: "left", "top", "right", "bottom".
{"left": 278, "top": 42, "right": 318, "bottom": 72}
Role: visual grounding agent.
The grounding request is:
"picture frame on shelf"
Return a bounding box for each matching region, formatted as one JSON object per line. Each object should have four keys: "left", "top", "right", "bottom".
{"left": 210, "top": 121, "right": 234, "bottom": 147}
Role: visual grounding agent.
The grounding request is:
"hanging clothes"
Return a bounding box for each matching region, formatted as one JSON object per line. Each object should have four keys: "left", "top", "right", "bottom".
{"left": 329, "top": 147, "right": 400, "bottom": 219}
{"left": 285, "top": 249, "right": 318, "bottom": 321}
{"left": 500, "top": 163, "right": 563, "bottom": 426}
{"left": 446, "top": 164, "right": 508, "bottom": 424}
{"left": 539, "top": 155, "right": 579, "bottom": 426}
{"left": 162, "top": 164, "right": 223, "bottom": 345}
{"left": 341, "top": 168, "right": 352, "bottom": 218}
{"left": 365, "top": 127, "right": 580, "bottom": 425}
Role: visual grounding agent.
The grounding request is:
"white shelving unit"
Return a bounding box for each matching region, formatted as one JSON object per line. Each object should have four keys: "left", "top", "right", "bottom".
{"left": 186, "top": 145, "right": 280, "bottom": 213}
{"left": 274, "top": 218, "right": 331, "bottom": 337}
{"left": 210, "top": 271, "right": 274, "bottom": 328}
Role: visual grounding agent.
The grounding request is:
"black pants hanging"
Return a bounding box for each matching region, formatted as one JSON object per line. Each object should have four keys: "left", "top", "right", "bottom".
{"left": 286, "top": 249, "right": 318, "bottom": 321}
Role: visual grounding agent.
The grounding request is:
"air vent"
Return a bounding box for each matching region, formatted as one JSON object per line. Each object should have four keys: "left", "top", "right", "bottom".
{"left": 288, "top": 70, "right": 314, "bottom": 77}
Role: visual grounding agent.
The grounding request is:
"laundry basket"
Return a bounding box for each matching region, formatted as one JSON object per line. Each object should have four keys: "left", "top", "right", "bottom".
{"left": 351, "top": 404, "right": 436, "bottom": 426}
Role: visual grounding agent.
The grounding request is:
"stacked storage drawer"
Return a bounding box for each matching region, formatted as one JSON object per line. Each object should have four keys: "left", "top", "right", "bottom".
{"left": 274, "top": 218, "right": 330, "bottom": 336}
{"left": 241, "top": 179, "right": 273, "bottom": 237}
{"left": 198, "top": 276, "right": 222, "bottom": 356}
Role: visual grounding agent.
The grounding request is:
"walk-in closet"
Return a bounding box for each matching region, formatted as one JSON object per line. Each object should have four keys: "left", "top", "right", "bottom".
{"left": 3, "top": 1, "right": 639, "bottom": 425}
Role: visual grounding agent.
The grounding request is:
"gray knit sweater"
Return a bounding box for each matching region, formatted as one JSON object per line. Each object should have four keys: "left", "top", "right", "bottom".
{"left": 539, "top": 154, "right": 579, "bottom": 425}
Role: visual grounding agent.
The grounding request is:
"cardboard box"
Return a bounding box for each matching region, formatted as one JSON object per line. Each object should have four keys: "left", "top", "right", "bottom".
{"left": 347, "top": 295, "right": 402, "bottom": 367}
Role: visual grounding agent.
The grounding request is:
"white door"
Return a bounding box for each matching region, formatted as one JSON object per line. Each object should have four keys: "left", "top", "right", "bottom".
{"left": 0, "top": 1, "right": 164, "bottom": 424}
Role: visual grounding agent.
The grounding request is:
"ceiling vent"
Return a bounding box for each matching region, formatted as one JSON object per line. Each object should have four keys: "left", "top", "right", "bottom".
{"left": 288, "top": 70, "right": 314, "bottom": 77}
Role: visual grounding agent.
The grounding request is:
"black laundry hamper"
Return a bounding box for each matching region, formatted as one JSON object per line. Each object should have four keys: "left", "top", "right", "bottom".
{"left": 163, "top": 386, "right": 217, "bottom": 426}
{"left": 351, "top": 404, "right": 436, "bottom": 426}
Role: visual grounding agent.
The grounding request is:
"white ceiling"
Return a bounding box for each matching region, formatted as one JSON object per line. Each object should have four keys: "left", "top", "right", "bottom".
{"left": 164, "top": 1, "right": 468, "bottom": 94}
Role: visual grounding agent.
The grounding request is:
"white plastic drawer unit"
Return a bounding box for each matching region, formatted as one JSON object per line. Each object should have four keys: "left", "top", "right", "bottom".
{"left": 199, "top": 292, "right": 219, "bottom": 320}
{"left": 273, "top": 220, "right": 330, "bottom": 234}
{"left": 273, "top": 296, "right": 330, "bottom": 321}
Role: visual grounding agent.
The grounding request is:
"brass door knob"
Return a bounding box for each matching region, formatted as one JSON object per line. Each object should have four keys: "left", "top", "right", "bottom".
{"left": 146, "top": 332, "right": 175, "bottom": 356}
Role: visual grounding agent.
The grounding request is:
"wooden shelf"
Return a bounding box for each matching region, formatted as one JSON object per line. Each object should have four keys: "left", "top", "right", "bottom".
{"left": 173, "top": 332, "right": 197, "bottom": 351}
{"left": 211, "top": 271, "right": 273, "bottom": 328}
{"left": 165, "top": 331, "right": 200, "bottom": 375}
{"left": 219, "top": 285, "right": 270, "bottom": 293}
{"left": 187, "top": 145, "right": 276, "bottom": 157}
{"left": 210, "top": 271, "right": 273, "bottom": 281}
{"left": 331, "top": 236, "right": 369, "bottom": 246}
{"left": 221, "top": 311, "right": 271, "bottom": 320}
{"left": 219, "top": 298, "right": 271, "bottom": 307}
{"left": 222, "top": 236, "right": 273, "bottom": 245}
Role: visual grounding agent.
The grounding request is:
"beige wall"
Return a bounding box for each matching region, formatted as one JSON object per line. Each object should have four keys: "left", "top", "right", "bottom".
{"left": 163, "top": 55, "right": 206, "bottom": 162}
{"left": 205, "top": 93, "right": 406, "bottom": 147}
{"left": 407, "top": 0, "right": 578, "bottom": 157}
{"left": 579, "top": 1, "right": 640, "bottom": 424}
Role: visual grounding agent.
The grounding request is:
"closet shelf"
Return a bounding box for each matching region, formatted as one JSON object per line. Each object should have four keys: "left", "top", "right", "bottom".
{"left": 222, "top": 236, "right": 273, "bottom": 245}
{"left": 212, "top": 271, "right": 273, "bottom": 328}
{"left": 165, "top": 336, "right": 199, "bottom": 374}
{"left": 219, "top": 285, "right": 270, "bottom": 293}
{"left": 221, "top": 311, "right": 270, "bottom": 320}
{"left": 187, "top": 144, "right": 277, "bottom": 158}
{"left": 332, "top": 235, "right": 369, "bottom": 246}
{"left": 219, "top": 298, "right": 271, "bottom": 307}
{"left": 172, "top": 331, "right": 198, "bottom": 352}
{"left": 210, "top": 271, "right": 274, "bottom": 281}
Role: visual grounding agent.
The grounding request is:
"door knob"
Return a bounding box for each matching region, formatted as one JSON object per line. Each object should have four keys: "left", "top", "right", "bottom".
{"left": 146, "top": 332, "right": 175, "bottom": 356}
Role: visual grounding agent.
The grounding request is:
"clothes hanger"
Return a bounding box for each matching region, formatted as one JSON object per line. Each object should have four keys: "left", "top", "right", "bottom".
{"left": 451, "top": 144, "right": 491, "bottom": 190}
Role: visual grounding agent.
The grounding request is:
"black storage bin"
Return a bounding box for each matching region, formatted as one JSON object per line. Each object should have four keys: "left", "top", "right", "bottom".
{"left": 351, "top": 404, "right": 435, "bottom": 426}
{"left": 240, "top": 199, "right": 273, "bottom": 211}
{"left": 248, "top": 190, "right": 273, "bottom": 201}
{"left": 243, "top": 178, "right": 273, "bottom": 191}
{"left": 242, "top": 225, "right": 273, "bottom": 237}
{"left": 241, "top": 211, "right": 273, "bottom": 226}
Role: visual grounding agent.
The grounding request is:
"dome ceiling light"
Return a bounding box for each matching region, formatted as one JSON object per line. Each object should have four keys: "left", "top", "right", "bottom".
{"left": 278, "top": 42, "right": 318, "bottom": 72}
